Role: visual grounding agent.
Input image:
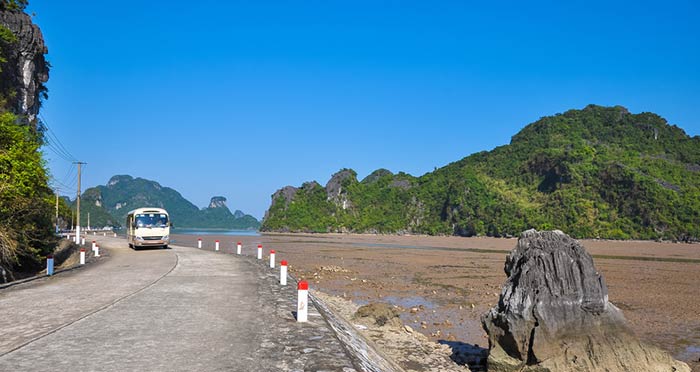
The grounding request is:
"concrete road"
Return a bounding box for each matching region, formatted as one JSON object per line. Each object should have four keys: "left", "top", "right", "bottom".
{"left": 0, "top": 237, "right": 357, "bottom": 371}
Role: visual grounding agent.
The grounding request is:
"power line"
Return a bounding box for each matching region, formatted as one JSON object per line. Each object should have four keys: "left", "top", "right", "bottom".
{"left": 49, "top": 163, "right": 77, "bottom": 193}
{"left": 39, "top": 114, "right": 77, "bottom": 163}
{"left": 40, "top": 114, "right": 76, "bottom": 161}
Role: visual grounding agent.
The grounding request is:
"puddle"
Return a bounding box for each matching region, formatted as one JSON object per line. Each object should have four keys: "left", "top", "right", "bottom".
{"left": 676, "top": 345, "right": 700, "bottom": 361}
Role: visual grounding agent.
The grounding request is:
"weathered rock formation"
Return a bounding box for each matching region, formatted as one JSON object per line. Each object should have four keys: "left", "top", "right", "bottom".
{"left": 325, "top": 169, "right": 356, "bottom": 210}
{"left": 208, "top": 196, "right": 227, "bottom": 209}
{"left": 482, "top": 229, "right": 690, "bottom": 372}
{"left": 0, "top": 7, "right": 49, "bottom": 126}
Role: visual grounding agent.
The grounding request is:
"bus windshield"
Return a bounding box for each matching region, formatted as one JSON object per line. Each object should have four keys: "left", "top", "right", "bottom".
{"left": 135, "top": 213, "right": 169, "bottom": 228}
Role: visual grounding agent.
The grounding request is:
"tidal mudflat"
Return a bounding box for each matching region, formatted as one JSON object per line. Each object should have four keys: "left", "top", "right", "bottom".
{"left": 172, "top": 232, "right": 700, "bottom": 370}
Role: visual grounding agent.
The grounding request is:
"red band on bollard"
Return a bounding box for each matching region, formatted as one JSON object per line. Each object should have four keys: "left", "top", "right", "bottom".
{"left": 216, "top": 240, "right": 220, "bottom": 243}
{"left": 237, "top": 241, "right": 241, "bottom": 245}
{"left": 270, "top": 250, "right": 275, "bottom": 254}
{"left": 198, "top": 238, "right": 202, "bottom": 240}
{"left": 80, "top": 248, "right": 85, "bottom": 252}
{"left": 47, "top": 255, "right": 53, "bottom": 259}
{"left": 258, "top": 244, "right": 262, "bottom": 248}
{"left": 281, "top": 260, "right": 288, "bottom": 266}
{"left": 298, "top": 280, "right": 308, "bottom": 290}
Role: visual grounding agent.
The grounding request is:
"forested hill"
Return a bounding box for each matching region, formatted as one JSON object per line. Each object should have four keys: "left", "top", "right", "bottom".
{"left": 262, "top": 105, "right": 700, "bottom": 241}
{"left": 78, "top": 175, "right": 261, "bottom": 230}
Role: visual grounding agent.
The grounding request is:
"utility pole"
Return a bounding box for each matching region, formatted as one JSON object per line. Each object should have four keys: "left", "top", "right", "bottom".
{"left": 55, "top": 192, "right": 59, "bottom": 233}
{"left": 87, "top": 212, "right": 90, "bottom": 231}
{"left": 74, "top": 162, "right": 86, "bottom": 244}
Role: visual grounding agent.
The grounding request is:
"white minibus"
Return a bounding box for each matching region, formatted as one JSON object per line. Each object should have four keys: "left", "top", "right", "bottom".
{"left": 126, "top": 208, "right": 170, "bottom": 249}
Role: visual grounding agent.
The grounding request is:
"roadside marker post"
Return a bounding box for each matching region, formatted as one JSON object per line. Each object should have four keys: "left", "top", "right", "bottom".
{"left": 81, "top": 237, "right": 85, "bottom": 246}
{"left": 197, "top": 238, "right": 202, "bottom": 249}
{"left": 297, "top": 280, "right": 309, "bottom": 322}
{"left": 257, "top": 244, "right": 262, "bottom": 260}
{"left": 280, "top": 260, "right": 288, "bottom": 285}
{"left": 92, "top": 241, "right": 96, "bottom": 252}
{"left": 236, "top": 241, "right": 242, "bottom": 255}
{"left": 80, "top": 248, "right": 86, "bottom": 265}
{"left": 46, "top": 255, "right": 54, "bottom": 276}
{"left": 215, "top": 240, "right": 220, "bottom": 251}
{"left": 103, "top": 233, "right": 106, "bottom": 237}
{"left": 94, "top": 244, "right": 100, "bottom": 257}
{"left": 113, "top": 233, "right": 117, "bottom": 238}
{"left": 269, "top": 250, "right": 276, "bottom": 268}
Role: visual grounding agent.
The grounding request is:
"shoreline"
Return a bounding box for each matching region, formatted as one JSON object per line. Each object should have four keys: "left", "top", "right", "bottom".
{"left": 172, "top": 231, "right": 700, "bottom": 371}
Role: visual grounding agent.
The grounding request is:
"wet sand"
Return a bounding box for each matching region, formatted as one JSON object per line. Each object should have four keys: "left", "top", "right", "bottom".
{"left": 172, "top": 233, "right": 700, "bottom": 370}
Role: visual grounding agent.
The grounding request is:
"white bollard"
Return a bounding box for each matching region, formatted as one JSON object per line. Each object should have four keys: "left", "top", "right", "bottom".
{"left": 81, "top": 237, "right": 85, "bottom": 246}
{"left": 92, "top": 241, "right": 96, "bottom": 252}
{"left": 215, "top": 240, "right": 220, "bottom": 251}
{"left": 280, "top": 260, "right": 288, "bottom": 286}
{"left": 80, "top": 248, "right": 86, "bottom": 265}
{"left": 114, "top": 233, "right": 117, "bottom": 238}
{"left": 103, "top": 232, "right": 106, "bottom": 237}
{"left": 257, "top": 244, "right": 262, "bottom": 260}
{"left": 94, "top": 245, "right": 100, "bottom": 257}
{"left": 46, "top": 255, "right": 54, "bottom": 276}
{"left": 197, "top": 238, "right": 202, "bottom": 249}
{"left": 236, "top": 241, "right": 242, "bottom": 255}
{"left": 269, "top": 250, "right": 276, "bottom": 268}
{"left": 297, "top": 280, "right": 308, "bottom": 322}
{"left": 93, "top": 232, "right": 96, "bottom": 236}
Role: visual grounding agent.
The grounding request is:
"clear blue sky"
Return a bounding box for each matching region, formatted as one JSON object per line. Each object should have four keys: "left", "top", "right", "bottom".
{"left": 29, "top": 0, "right": 699, "bottom": 220}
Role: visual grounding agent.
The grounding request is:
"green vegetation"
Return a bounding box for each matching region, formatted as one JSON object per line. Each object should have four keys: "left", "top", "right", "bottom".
{"left": 0, "top": 1, "right": 59, "bottom": 278}
{"left": 263, "top": 105, "right": 700, "bottom": 241}
{"left": 0, "top": 23, "right": 17, "bottom": 110}
{"left": 0, "top": 0, "right": 28, "bottom": 12}
{"left": 0, "top": 111, "right": 57, "bottom": 272}
{"left": 78, "top": 175, "right": 261, "bottom": 230}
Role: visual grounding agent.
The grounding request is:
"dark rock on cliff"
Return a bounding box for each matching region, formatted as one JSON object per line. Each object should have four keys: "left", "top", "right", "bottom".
{"left": 481, "top": 229, "right": 690, "bottom": 372}
{"left": 0, "top": 7, "right": 48, "bottom": 126}
{"left": 325, "top": 169, "right": 357, "bottom": 198}
{"left": 208, "top": 196, "right": 227, "bottom": 209}
{"left": 107, "top": 175, "right": 134, "bottom": 187}
{"left": 272, "top": 186, "right": 298, "bottom": 206}
{"left": 325, "top": 169, "right": 357, "bottom": 210}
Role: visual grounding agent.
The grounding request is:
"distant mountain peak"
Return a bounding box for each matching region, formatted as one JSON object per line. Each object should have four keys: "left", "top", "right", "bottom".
{"left": 108, "top": 175, "right": 134, "bottom": 187}
{"left": 208, "top": 196, "right": 227, "bottom": 209}
{"left": 79, "top": 176, "right": 260, "bottom": 230}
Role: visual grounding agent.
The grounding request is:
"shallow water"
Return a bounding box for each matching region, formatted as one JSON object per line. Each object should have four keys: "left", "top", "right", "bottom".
{"left": 676, "top": 345, "right": 700, "bottom": 362}
{"left": 171, "top": 229, "right": 260, "bottom": 236}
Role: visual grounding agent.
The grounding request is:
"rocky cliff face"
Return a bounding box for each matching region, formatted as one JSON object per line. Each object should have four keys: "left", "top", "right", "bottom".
{"left": 208, "top": 196, "right": 227, "bottom": 209}
{"left": 482, "top": 229, "right": 690, "bottom": 372}
{"left": 0, "top": 7, "right": 48, "bottom": 126}
{"left": 325, "top": 169, "right": 356, "bottom": 210}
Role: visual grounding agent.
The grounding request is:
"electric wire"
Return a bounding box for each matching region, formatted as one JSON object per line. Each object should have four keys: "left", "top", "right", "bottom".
{"left": 39, "top": 114, "right": 77, "bottom": 163}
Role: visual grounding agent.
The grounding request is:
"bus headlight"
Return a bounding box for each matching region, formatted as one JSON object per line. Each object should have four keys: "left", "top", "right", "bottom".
{"left": 162, "top": 235, "right": 169, "bottom": 241}
{"left": 135, "top": 236, "right": 144, "bottom": 241}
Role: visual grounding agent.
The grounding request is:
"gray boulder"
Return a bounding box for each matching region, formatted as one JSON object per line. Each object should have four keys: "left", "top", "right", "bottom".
{"left": 482, "top": 229, "right": 689, "bottom": 372}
